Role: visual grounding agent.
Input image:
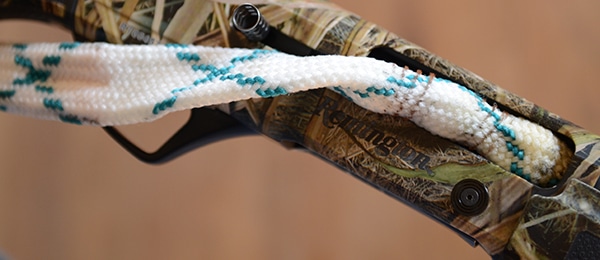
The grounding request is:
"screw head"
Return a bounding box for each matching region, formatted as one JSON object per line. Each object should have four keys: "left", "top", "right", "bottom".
{"left": 451, "top": 179, "right": 489, "bottom": 216}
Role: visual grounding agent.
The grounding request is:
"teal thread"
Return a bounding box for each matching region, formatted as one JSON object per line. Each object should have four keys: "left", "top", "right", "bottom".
{"left": 0, "top": 105, "right": 6, "bottom": 111}
{"left": 477, "top": 99, "right": 517, "bottom": 139}
{"left": 354, "top": 86, "right": 395, "bottom": 98}
{"left": 42, "top": 55, "right": 61, "bottom": 66}
{"left": 417, "top": 74, "right": 429, "bottom": 83}
{"left": 517, "top": 150, "right": 524, "bottom": 160}
{"left": 405, "top": 74, "right": 415, "bottom": 80}
{"left": 192, "top": 64, "right": 232, "bottom": 83}
{"left": 391, "top": 72, "right": 524, "bottom": 177}
{"left": 14, "top": 55, "right": 33, "bottom": 69}
{"left": 219, "top": 73, "right": 244, "bottom": 81}
{"left": 510, "top": 162, "right": 517, "bottom": 173}
{"left": 12, "top": 70, "right": 51, "bottom": 85}
{"left": 510, "top": 162, "right": 524, "bottom": 177}
{"left": 434, "top": 77, "right": 452, "bottom": 83}
{"left": 58, "top": 42, "right": 80, "bottom": 50}
{"left": 12, "top": 44, "right": 27, "bottom": 50}
{"left": 236, "top": 76, "right": 265, "bottom": 86}
{"left": 333, "top": 86, "right": 353, "bottom": 101}
{"left": 35, "top": 85, "right": 54, "bottom": 94}
{"left": 13, "top": 55, "right": 51, "bottom": 85}
{"left": 506, "top": 142, "right": 524, "bottom": 159}
{"left": 171, "top": 86, "right": 192, "bottom": 94}
{"left": 165, "top": 43, "right": 188, "bottom": 48}
{"left": 387, "top": 76, "right": 416, "bottom": 88}
{"left": 176, "top": 52, "right": 200, "bottom": 62}
{"left": 59, "top": 114, "right": 82, "bottom": 125}
{"left": 0, "top": 90, "right": 16, "bottom": 99}
{"left": 462, "top": 86, "right": 524, "bottom": 176}
{"left": 153, "top": 49, "right": 274, "bottom": 116}
{"left": 43, "top": 98, "right": 64, "bottom": 111}
{"left": 230, "top": 49, "right": 275, "bottom": 64}
{"left": 478, "top": 104, "right": 502, "bottom": 121}
{"left": 189, "top": 51, "right": 269, "bottom": 87}
{"left": 191, "top": 64, "right": 266, "bottom": 86}
{"left": 353, "top": 90, "right": 369, "bottom": 98}
{"left": 493, "top": 121, "right": 516, "bottom": 140}
{"left": 10, "top": 43, "right": 84, "bottom": 124}
{"left": 381, "top": 73, "right": 525, "bottom": 178}
{"left": 152, "top": 96, "right": 177, "bottom": 115}
{"left": 255, "top": 86, "right": 287, "bottom": 98}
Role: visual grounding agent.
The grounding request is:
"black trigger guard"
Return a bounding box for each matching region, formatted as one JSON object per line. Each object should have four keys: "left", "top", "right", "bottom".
{"left": 103, "top": 107, "right": 256, "bottom": 164}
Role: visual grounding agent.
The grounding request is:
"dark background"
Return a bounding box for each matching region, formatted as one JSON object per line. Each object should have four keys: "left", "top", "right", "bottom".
{"left": 0, "top": 0, "right": 598, "bottom": 259}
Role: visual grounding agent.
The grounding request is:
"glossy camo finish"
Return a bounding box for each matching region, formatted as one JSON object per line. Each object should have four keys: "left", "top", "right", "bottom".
{"left": 509, "top": 178, "right": 600, "bottom": 259}
{"left": 224, "top": 88, "right": 531, "bottom": 255}
{"left": 9, "top": 0, "right": 600, "bottom": 257}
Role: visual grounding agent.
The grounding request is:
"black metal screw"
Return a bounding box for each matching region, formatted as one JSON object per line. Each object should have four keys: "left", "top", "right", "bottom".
{"left": 451, "top": 179, "right": 489, "bottom": 216}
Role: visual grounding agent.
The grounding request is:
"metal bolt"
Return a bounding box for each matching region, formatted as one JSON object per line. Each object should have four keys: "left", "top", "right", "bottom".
{"left": 451, "top": 179, "right": 489, "bottom": 216}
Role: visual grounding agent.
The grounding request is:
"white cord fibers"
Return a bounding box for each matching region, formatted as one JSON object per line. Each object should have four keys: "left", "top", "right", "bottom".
{"left": 0, "top": 42, "right": 568, "bottom": 185}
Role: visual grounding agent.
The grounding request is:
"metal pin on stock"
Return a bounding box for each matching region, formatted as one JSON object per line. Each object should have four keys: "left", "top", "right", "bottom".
{"left": 231, "top": 3, "right": 270, "bottom": 42}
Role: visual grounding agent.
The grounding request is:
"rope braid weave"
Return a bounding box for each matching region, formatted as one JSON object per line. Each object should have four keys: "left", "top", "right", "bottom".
{"left": 0, "top": 42, "right": 570, "bottom": 185}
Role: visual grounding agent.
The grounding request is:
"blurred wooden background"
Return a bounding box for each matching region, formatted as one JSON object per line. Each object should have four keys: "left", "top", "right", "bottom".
{"left": 0, "top": 0, "right": 598, "bottom": 259}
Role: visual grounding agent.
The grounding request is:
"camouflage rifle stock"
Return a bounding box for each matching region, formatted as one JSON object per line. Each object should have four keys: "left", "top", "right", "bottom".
{"left": 1, "top": 0, "right": 599, "bottom": 258}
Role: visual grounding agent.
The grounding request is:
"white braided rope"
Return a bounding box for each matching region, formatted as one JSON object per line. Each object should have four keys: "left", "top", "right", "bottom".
{"left": 0, "top": 42, "right": 567, "bottom": 184}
